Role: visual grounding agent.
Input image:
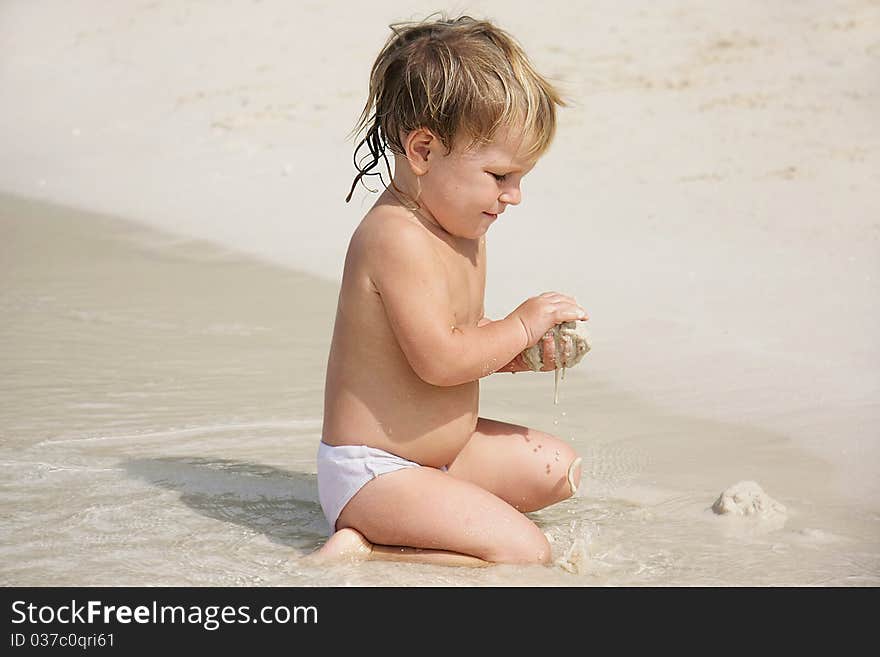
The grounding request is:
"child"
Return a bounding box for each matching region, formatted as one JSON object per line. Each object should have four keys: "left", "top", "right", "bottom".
{"left": 311, "top": 13, "right": 587, "bottom": 567}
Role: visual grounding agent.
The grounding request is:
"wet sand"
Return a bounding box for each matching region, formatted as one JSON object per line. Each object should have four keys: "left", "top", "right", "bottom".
{"left": 2, "top": 193, "right": 877, "bottom": 586}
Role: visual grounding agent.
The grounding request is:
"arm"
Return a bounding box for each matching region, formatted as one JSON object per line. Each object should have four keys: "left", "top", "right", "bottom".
{"left": 480, "top": 319, "right": 572, "bottom": 374}
{"left": 478, "top": 316, "right": 531, "bottom": 373}
{"left": 367, "top": 222, "right": 529, "bottom": 387}
{"left": 495, "top": 352, "right": 531, "bottom": 373}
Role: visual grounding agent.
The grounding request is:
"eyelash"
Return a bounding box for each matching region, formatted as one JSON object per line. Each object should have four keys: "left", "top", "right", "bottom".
{"left": 489, "top": 172, "right": 507, "bottom": 182}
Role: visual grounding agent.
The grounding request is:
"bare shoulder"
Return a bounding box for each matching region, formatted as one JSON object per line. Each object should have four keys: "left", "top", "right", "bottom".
{"left": 354, "top": 204, "right": 432, "bottom": 251}
{"left": 350, "top": 205, "right": 440, "bottom": 280}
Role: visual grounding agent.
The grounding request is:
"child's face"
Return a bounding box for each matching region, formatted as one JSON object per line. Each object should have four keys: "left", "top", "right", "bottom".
{"left": 417, "top": 126, "right": 537, "bottom": 239}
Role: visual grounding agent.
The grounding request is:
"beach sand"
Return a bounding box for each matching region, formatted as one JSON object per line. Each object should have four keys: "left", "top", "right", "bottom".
{"left": 2, "top": 193, "right": 876, "bottom": 586}
{"left": 1, "top": 0, "right": 878, "bottom": 585}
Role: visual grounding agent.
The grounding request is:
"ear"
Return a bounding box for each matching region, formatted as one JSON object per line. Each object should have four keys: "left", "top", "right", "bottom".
{"left": 401, "top": 127, "right": 437, "bottom": 175}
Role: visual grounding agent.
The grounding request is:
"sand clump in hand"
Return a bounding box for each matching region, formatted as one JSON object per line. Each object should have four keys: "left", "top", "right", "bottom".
{"left": 521, "top": 321, "right": 591, "bottom": 404}
{"left": 712, "top": 480, "right": 787, "bottom": 520}
{"left": 521, "top": 321, "right": 591, "bottom": 372}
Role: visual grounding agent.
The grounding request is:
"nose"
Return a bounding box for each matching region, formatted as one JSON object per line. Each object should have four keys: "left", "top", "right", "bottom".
{"left": 499, "top": 185, "right": 521, "bottom": 206}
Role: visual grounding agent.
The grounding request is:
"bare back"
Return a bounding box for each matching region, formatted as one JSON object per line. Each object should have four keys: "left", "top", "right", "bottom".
{"left": 321, "top": 191, "right": 486, "bottom": 467}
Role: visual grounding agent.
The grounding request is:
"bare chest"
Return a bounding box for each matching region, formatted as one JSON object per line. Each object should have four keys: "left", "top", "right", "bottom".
{"left": 435, "top": 240, "right": 486, "bottom": 327}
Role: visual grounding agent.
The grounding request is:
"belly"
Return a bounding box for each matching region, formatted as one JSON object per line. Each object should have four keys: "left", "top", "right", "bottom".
{"left": 323, "top": 371, "right": 479, "bottom": 468}
{"left": 322, "top": 269, "right": 483, "bottom": 467}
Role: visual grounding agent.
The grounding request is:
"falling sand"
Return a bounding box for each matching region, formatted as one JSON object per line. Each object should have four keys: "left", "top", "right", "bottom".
{"left": 521, "top": 321, "right": 592, "bottom": 404}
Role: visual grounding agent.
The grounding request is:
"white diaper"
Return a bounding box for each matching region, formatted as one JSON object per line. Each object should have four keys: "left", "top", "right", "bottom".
{"left": 316, "top": 442, "right": 425, "bottom": 534}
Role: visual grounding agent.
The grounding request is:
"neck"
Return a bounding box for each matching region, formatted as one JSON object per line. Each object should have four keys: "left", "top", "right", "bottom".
{"left": 386, "top": 178, "right": 442, "bottom": 232}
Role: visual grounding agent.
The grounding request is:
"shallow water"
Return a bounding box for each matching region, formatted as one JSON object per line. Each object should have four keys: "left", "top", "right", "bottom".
{"left": 1, "top": 194, "right": 877, "bottom": 586}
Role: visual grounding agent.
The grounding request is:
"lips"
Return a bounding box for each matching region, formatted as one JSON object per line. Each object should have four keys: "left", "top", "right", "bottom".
{"left": 483, "top": 212, "right": 498, "bottom": 218}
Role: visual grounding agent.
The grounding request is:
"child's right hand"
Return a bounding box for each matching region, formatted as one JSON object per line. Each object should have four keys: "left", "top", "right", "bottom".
{"left": 508, "top": 292, "right": 589, "bottom": 347}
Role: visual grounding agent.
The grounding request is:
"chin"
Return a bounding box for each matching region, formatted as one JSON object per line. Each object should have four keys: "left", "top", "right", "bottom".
{"left": 436, "top": 212, "right": 492, "bottom": 240}
{"left": 440, "top": 221, "right": 485, "bottom": 240}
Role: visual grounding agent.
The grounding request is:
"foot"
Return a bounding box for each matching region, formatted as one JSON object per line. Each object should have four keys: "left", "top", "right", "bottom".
{"left": 303, "top": 528, "right": 374, "bottom": 565}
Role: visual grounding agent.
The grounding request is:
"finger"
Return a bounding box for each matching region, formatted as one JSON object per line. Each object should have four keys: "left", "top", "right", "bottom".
{"left": 572, "top": 304, "right": 589, "bottom": 320}
{"left": 547, "top": 294, "right": 579, "bottom": 305}
{"left": 556, "top": 306, "right": 588, "bottom": 322}
{"left": 540, "top": 333, "right": 556, "bottom": 370}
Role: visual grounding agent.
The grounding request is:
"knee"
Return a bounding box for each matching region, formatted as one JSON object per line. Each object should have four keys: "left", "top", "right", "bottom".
{"left": 534, "top": 536, "right": 553, "bottom": 565}
{"left": 488, "top": 528, "right": 552, "bottom": 566}
{"left": 565, "top": 450, "right": 582, "bottom": 499}
{"left": 549, "top": 440, "right": 581, "bottom": 502}
{"left": 520, "top": 531, "right": 553, "bottom": 565}
{"left": 515, "top": 437, "right": 582, "bottom": 512}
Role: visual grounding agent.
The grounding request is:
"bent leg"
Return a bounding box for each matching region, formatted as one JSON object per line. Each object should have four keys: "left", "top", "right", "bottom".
{"left": 335, "top": 466, "right": 552, "bottom": 566}
{"left": 306, "top": 527, "right": 491, "bottom": 567}
{"left": 446, "top": 417, "right": 582, "bottom": 512}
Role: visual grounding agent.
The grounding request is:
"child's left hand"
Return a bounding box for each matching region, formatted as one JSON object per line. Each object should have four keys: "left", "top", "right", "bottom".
{"left": 535, "top": 330, "right": 564, "bottom": 371}
{"left": 520, "top": 322, "right": 590, "bottom": 372}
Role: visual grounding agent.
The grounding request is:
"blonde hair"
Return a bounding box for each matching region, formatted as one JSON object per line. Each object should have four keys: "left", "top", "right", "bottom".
{"left": 344, "top": 12, "right": 568, "bottom": 202}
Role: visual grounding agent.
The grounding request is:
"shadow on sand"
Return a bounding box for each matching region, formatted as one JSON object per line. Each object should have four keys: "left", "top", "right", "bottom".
{"left": 124, "top": 457, "right": 330, "bottom": 552}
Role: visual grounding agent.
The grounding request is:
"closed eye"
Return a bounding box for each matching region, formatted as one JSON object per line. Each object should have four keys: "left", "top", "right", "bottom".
{"left": 489, "top": 172, "right": 507, "bottom": 182}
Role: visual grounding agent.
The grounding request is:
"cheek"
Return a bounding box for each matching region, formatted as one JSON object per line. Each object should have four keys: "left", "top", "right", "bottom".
{"left": 449, "top": 176, "right": 493, "bottom": 203}
{"left": 433, "top": 179, "right": 470, "bottom": 212}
